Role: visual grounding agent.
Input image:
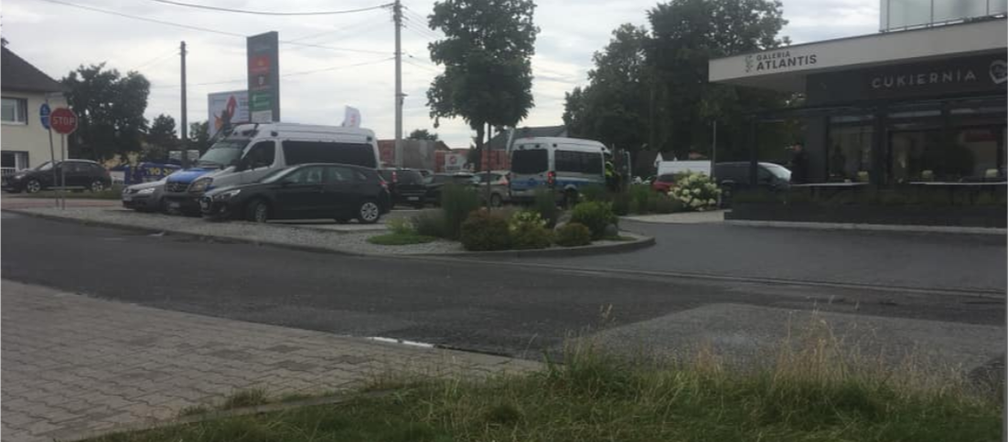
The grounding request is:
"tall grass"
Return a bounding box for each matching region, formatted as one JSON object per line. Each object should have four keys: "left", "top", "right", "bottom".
{"left": 441, "top": 184, "right": 481, "bottom": 240}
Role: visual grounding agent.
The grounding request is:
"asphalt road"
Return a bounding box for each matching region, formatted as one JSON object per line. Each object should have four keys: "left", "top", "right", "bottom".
{"left": 503, "top": 220, "right": 1007, "bottom": 293}
{"left": 3, "top": 213, "right": 1004, "bottom": 358}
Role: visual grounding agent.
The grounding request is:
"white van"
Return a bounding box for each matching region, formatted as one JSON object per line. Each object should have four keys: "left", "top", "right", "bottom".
{"left": 509, "top": 137, "right": 607, "bottom": 204}
{"left": 656, "top": 160, "right": 711, "bottom": 177}
{"left": 162, "top": 123, "right": 380, "bottom": 213}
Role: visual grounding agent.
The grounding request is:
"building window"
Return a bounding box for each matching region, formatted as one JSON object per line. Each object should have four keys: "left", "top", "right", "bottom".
{"left": 1, "top": 97, "right": 27, "bottom": 124}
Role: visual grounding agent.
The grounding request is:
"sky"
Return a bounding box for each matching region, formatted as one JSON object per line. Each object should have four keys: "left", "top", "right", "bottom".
{"left": 1, "top": 0, "right": 879, "bottom": 149}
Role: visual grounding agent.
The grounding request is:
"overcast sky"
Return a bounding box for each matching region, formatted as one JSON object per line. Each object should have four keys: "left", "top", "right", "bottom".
{"left": 2, "top": 0, "right": 878, "bottom": 148}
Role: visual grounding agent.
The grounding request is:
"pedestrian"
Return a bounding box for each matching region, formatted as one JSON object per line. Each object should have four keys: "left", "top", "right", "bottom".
{"left": 790, "top": 143, "right": 809, "bottom": 184}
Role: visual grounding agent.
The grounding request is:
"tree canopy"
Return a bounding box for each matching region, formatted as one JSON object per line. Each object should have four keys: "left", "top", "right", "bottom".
{"left": 427, "top": 0, "right": 539, "bottom": 154}
{"left": 562, "top": 0, "right": 795, "bottom": 161}
{"left": 189, "top": 121, "right": 211, "bottom": 154}
{"left": 407, "top": 128, "right": 439, "bottom": 141}
{"left": 62, "top": 63, "right": 150, "bottom": 162}
{"left": 141, "top": 113, "right": 178, "bottom": 162}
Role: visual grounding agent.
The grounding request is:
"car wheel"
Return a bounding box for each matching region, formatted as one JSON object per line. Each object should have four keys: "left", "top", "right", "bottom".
{"left": 490, "top": 193, "right": 503, "bottom": 208}
{"left": 357, "top": 200, "right": 381, "bottom": 224}
{"left": 245, "top": 199, "right": 270, "bottom": 223}
{"left": 89, "top": 180, "right": 105, "bottom": 192}
{"left": 25, "top": 179, "right": 41, "bottom": 194}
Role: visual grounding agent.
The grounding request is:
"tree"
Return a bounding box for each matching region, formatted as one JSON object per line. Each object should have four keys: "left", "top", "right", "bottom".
{"left": 189, "top": 121, "right": 212, "bottom": 154}
{"left": 647, "top": 0, "right": 791, "bottom": 160}
{"left": 562, "top": 24, "right": 651, "bottom": 154}
{"left": 407, "top": 128, "right": 439, "bottom": 142}
{"left": 427, "top": 0, "right": 539, "bottom": 162}
{"left": 139, "top": 114, "right": 177, "bottom": 162}
{"left": 62, "top": 63, "right": 150, "bottom": 162}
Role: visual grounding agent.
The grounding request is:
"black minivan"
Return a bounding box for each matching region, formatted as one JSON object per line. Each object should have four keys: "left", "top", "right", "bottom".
{"left": 200, "top": 163, "right": 391, "bottom": 223}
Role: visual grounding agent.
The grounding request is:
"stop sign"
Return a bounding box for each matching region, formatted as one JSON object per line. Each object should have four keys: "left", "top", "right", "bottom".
{"left": 50, "top": 108, "right": 78, "bottom": 134}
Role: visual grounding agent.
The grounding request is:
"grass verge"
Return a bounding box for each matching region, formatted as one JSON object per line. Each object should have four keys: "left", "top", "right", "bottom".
{"left": 367, "top": 232, "right": 437, "bottom": 246}
{"left": 90, "top": 327, "right": 1001, "bottom": 442}
{"left": 28, "top": 186, "right": 124, "bottom": 200}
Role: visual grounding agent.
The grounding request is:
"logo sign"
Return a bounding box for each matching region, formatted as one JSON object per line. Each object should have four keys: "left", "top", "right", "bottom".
{"left": 807, "top": 53, "right": 1007, "bottom": 105}
{"left": 49, "top": 107, "right": 78, "bottom": 134}
{"left": 39, "top": 103, "right": 51, "bottom": 129}
{"left": 744, "top": 50, "right": 818, "bottom": 74}
{"left": 247, "top": 31, "right": 280, "bottom": 123}
{"left": 208, "top": 90, "right": 250, "bottom": 137}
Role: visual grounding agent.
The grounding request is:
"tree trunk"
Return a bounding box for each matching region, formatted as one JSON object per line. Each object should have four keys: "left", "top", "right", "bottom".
{"left": 474, "top": 123, "right": 485, "bottom": 172}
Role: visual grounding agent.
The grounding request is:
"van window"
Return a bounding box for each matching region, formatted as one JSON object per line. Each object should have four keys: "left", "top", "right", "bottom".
{"left": 244, "top": 141, "right": 276, "bottom": 169}
{"left": 512, "top": 149, "right": 548, "bottom": 174}
{"left": 282, "top": 141, "right": 377, "bottom": 168}
{"left": 555, "top": 150, "right": 602, "bottom": 175}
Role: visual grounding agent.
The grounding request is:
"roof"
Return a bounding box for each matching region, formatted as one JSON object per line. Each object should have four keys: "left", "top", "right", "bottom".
{"left": 487, "top": 125, "right": 567, "bottom": 150}
{"left": 1, "top": 46, "right": 64, "bottom": 93}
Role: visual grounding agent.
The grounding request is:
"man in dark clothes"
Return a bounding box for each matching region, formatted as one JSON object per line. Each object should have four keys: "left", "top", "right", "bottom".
{"left": 790, "top": 143, "right": 809, "bottom": 184}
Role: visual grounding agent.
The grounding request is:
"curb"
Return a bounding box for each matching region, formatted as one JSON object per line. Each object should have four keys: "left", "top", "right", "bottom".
{"left": 4, "top": 209, "right": 655, "bottom": 259}
{"left": 417, "top": 233, "right": 655, "bottom": 259}
{"left": 724, "top": 219, "right": 1006, "bottom": 236}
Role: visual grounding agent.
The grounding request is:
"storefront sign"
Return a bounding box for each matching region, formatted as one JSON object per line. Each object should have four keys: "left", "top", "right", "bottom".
{"left": 807, "top": 53, "right": 1007, "bottom": 105}
{"left": 745, "top": 49, "right": 818, "bottom": 74}
{"left": 247, "top": 32, "right": 280, "bottom": 123}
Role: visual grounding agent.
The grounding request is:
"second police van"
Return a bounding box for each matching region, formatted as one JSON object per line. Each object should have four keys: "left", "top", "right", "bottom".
{"left": 162, "top": 123, "right": 381, "bottom": 214}
{"left": 508, "top": 136, "right": 608, "bottom": 206}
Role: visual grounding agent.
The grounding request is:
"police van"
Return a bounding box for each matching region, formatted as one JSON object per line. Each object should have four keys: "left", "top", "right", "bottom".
{"left": 162, "top": 123, "right": 380, "bottom": 214}
{"left": 508, "top": 137, "right": 607, "bottom": 205}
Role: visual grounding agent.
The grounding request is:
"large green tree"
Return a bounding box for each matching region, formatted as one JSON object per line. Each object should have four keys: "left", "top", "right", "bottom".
{"left": 189, "top": 121, "right": 212, "bottom": 154}
{"left": 563, "top": 24, "right": 650, "bottom": 154}
{"left": 62, "top": 63, "right": 150, "bottom": 162}
{"left": 426, "top": 0, "right": 539, "bottom": 159}
{"left": 140, "top": 113, "right": 177, "bottom": 162}
{"left": 647, "top": 0, "right": 791, "bottom": 160}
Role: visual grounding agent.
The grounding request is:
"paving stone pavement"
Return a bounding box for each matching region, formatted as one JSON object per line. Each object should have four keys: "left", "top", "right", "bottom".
{"left": 0, "top": 280, "right": 541, "bottom": 442}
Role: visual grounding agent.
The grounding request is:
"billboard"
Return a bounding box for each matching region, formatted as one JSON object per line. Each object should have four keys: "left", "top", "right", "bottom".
{"left": 247, "top": 31, "right": 280, "bottom": 123}
{"left": 207, "top": 90, "right": 250, "bottom": 138}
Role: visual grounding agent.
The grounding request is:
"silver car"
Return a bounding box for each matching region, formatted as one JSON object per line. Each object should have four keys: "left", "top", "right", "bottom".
{"left": 121, "top": 178, "right": 167, "bottom": 212}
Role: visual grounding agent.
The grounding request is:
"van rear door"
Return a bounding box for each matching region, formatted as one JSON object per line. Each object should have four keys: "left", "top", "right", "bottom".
{"left": 510, "top": 148, "right": 549, "bottom": 196}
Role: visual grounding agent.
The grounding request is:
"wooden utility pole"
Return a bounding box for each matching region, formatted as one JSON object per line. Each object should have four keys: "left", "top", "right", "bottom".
{"left": 393, "top": 0, "right": 403, "bottom": 167}
{"left": 180, "top": 41, "right": 189, "bottom": 168}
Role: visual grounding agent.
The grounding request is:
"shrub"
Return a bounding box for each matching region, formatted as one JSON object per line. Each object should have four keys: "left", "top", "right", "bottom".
{"left": 442, "top": 184, "right": 481, "bottom": 239}
{"left": 386, "top": 217, "right": 415, "bottom": 235}
{"left": 554, "top": 222, "right": 592, "bottom": 247}
{"left": 412, "top": 210, "right": 447, "bottom": 238}
{"left": 579, "top": 184, "right": 609, "bottom": 203}
{"left": 570, "top": 201, "right": 617, "bottom": 240}
{"left": 629, "top": 185, "right": 651, "bottom": 214}
{"left": 668, "top": 171, "right": 720, "bottom": 212}
{"left": 653, "top": 194, "right": 683, "bottom": 214}
{"left": 508, "top": 211, "right": 552, "bottom": 250}
{"left": 611, "top": 192, "right": 631, "bottom": 216}
{"left": 532, "top": 187, "right": 559, "bottom": 227}
{"left": 460, "top": 210, "right": 511, "bottom": 251}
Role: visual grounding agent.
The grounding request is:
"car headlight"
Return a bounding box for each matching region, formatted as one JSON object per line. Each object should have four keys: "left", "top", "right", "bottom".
{"left": 213, "top": 189, "right": 241, "bottom": 200}
{"left": 189, "top": 177, "right": 212, "bottom": 193}
{"left": 137, "top": 187, "right": 156, "bottom": 195}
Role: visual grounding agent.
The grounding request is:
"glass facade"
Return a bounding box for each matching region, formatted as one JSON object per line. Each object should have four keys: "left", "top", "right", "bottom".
{"left": 880, "top": 0, "right": 1008, "bottom": 31}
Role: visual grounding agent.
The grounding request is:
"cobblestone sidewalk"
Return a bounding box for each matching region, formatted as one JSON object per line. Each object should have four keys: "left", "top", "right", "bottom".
{"left": 1, "top": 280, "right": 540, "bottom": 442}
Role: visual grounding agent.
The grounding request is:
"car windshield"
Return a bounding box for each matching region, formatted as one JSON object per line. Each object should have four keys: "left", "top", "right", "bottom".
{"left": 197, "top": 138, "right": 249, "bottom": 167}
{"left": 763, "top": 163, "right": 792, "bottom": 181}
{"left": 258, "top": 167, "right": 296, "bottom": 184}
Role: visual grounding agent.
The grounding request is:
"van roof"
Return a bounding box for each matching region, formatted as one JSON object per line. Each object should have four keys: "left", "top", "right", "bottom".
{"left": 231, "top": 123, "right": 375, "bottom": 139}
{"left": 512, "top": 136, "right": 605, "bottom": 147}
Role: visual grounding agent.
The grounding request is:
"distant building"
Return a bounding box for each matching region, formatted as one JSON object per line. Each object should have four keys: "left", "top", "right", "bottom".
{"left": 377, "top": 139, "right": 451, "bottom": 169}
{"left": 2, "top": 46, "right": 66, "bottom": 174}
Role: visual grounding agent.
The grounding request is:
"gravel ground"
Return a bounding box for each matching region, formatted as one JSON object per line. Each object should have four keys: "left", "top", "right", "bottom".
{"left": 10, "top": 207, "right": 464, "bottom": 255}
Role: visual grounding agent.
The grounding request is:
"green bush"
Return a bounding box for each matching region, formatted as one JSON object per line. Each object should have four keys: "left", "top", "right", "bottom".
{"left": 629, "top": 185, "right": 652, "bottom": 215}
{"left": 554, "top": 222, "right": 592, "bottom": 247}
{"left": 508, "top": 210, "right": 552, "bottom": 250}
{"left": 579, "top": 184, "right": 609, "bottom": 203}
{"left": 386, "top": 217, "right": 415, "bottom": 235}
{"left": 532, "top": 187, "right": 559, "bottom": 227}
{"left": 653, "top": 194, "right": 683, "bottom": 214}
{"left": 460, "top": 210, "right": 511, "bottom": 251}
{"left": 570, "top": 201, "right": 617, "bottom": 240}
{"left": 441, "top": 184, "right": 481, "bottom": 240}
{"left": 611, "top": 192, "right": 631, "bottom": 216}
{"left": 412, "top": 210, "right": 447, "bottom": 238}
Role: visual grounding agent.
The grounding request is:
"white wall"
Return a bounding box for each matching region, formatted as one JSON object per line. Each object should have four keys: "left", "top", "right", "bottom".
{"left": 1, "top": 90, "right": 67, "bottom": 168}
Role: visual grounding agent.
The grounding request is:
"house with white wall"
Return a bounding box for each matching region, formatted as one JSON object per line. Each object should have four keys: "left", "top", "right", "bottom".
{"left": 2, "top": 45, "right": 66, "bottom": 175}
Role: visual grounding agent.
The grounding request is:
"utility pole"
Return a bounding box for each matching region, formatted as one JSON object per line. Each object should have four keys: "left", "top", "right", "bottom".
{"left": 180, "top": 41, "right": 189, "bottom": 168}
{"left": 393, "top": 0, "right": 404, "bottom": 168}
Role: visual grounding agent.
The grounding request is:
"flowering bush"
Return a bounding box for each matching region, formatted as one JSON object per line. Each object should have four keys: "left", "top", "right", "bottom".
{"left": 509, "top": 210, "right": 552, "bottom": 249}
{"left": 668, "top": 172, "right": 720, "bottom": 211}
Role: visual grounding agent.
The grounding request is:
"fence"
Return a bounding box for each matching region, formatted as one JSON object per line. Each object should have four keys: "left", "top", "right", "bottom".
{"left": 1, "top": 167, "right": 18, "bottom": 177}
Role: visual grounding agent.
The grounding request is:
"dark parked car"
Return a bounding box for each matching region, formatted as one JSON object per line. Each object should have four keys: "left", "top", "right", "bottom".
{"left": 424, "top": 173, "right": 478, "bottom": 205}
{"left": 200, "top": 163, "right": 391, "bottom": 224}
{"left": 378, "top": 168, "right": 427, "bottom": 208}
{"left": 2, "top": 160, "right": 111, "bottom": 194}
{"left": 121, "top": 178, "right": 167, "bottom": 212}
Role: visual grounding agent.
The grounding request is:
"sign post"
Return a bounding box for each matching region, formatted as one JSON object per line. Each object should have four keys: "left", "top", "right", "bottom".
{"left": 247, "top": 32, "right": 280, "bottom": 123}
{"left": 50, "top": 107, "right": 78, "bottom": 210}
{"left": 40, "top": 102, "right": 58, "bottom": 207}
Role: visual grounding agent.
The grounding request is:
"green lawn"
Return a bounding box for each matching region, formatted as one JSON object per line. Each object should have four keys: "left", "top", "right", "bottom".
{"left": 367, "top": 232, "right": 437, "bottom": 246}
{"left": 28, "top": 186, "right": 123, "bottom": 200}
{"left": 88, "top": 338, "right": 1001, "bottom": 442}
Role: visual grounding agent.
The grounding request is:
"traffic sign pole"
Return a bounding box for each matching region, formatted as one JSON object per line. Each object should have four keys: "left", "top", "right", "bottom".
{"left": 43, "top": 101, "right": 58, "bottom": 207}
{"left": 60, "top": 135, "right": 66, "bottom": 209}
{"left": 49, "top": 107, "right": 78, "bottom": 210}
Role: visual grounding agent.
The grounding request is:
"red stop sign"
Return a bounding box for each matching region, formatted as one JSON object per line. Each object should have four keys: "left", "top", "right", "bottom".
{"left": 50, "top": 108, "right": 78, "bottom": 134}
